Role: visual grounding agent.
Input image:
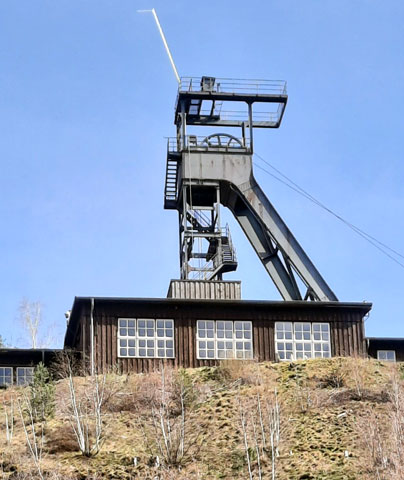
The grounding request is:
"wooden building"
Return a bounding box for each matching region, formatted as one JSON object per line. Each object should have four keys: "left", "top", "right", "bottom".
{"left": 0, "top": 348, "right": 61, "bottom": 386}
{"left": 366, "top": 337, "right": 404, "bottom": 362}
{"left": 64, "top": 286, "right": 372, "bottom": 374}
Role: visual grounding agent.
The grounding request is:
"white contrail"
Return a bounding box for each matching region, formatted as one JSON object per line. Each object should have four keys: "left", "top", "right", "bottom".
{"left": 137, "top": 8, "right": 180, "bottom": 84}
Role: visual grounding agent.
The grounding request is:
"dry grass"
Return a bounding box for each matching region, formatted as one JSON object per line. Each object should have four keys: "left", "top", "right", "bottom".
{"left": 1, "top": 357, "right": 403, "bottom": 479}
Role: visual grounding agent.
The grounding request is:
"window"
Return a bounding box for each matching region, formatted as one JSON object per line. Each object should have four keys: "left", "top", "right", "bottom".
{"left": 16, "top": 367, "right": 34, "bottom": 386}
{"left": 377, "top": 350, "right": 396, "bottom": 362}
{"left": 0, "top": 367, "right": 13, "bottom": 386}
{"left": 118, "top": 318, "right": 174, "bottom": 358}
{"left": 275, "top": 322, "right": 331, "bottom": 361}
{"left": 196, "top": 320, "right": 253, "bottom": 360}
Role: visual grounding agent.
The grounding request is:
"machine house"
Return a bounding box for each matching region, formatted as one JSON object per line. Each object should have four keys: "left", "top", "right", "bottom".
{"left": 63, "top": 284, "right": 371, "bottom": 374}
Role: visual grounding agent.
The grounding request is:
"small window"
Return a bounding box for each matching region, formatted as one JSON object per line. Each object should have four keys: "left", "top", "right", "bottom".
{"left": 0, "top": 367, "right": 13, "bottom": 386}
{"left": 196, "top": 320, "right": 253, "bottom": 360}
{"left": 377, "top": 350, "right": 396, "bottom": 362}
{"left": 118, "top": 318, "right": 174, "bottom": 359}
{"left": 16, "top": 367, "right": 34, "bottom": 386}
{"left": 275, "top": 322, "right": 331, "bottom": 361}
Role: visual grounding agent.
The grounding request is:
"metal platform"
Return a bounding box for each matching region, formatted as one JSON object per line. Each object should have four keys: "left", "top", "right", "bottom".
{"left": 175, "top": 76, "right": 288, "bottom": 128}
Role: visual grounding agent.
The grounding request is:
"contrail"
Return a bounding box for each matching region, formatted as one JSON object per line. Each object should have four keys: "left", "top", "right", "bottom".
{"left": 137, "top": 8, "right": 180, "bottom": 84}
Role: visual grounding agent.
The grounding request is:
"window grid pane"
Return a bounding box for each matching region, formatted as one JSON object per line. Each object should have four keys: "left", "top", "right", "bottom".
{"left": 377, "top": 350, "right": 396, "bottom": 362}
{"left": 275, "top": 322, "right": 331, "bottom": 361}
{"left": 16, "top": 367, "right": 34, "bottom": 386}
{"left": 0, "top": 367, "right": 13, "bottom": 386}
{"left": 118, "top": 318, "right": 174, "bottom": 359}
{"left": 312, "top": 323, "right": 331, "bottom": 359}
{"left": 196, "top": 320, "right": 253, "bottom": 360}
{"left": 294, "top": 323, "right": 313, "bottom": 359}
{"left": 275, "top": 323, "right": 294, "bottom": 360}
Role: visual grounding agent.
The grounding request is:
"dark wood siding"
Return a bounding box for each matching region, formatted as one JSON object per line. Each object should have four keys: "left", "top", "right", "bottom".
{"left": 66, "top": 298, "right": 370, "bottom": 374}
{"left": 0, "top": 349, "right": 62, "bottom": 385}
{"left": 368, "top": 339, "right": 404, "bottom": 361}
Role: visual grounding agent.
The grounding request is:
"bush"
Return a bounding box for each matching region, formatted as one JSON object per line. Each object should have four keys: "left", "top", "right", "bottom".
{"left": 30, "top": 362, "right": 55, "bottom": 422}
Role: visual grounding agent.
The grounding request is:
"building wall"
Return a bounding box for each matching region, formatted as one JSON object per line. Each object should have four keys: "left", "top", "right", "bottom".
{"left": 69, "top": 300, "right": 368, "bottom": 374}
{"left": 167, "top": 280, "right": 241, "bottom": 300}
{"left": 367, "top": 339, "right": 404, "bottom": 362}
{"left": 0, "top": 349, "right": 61, "bottom": 386}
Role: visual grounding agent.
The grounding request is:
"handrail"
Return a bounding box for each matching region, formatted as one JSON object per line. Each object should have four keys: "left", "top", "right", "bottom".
{"left": 179, "top": 76, "right": 287, "bottom": 95}
{"left": 191, "top": 109, "right": 281, "bottom": 122}
{"left": 167, "top": 135, "right": 250, "bottom": 153}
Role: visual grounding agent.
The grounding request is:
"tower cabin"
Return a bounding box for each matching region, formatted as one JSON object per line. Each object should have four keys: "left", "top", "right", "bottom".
{"left": 62, "top": 76, "right": 373, "bottom": 374}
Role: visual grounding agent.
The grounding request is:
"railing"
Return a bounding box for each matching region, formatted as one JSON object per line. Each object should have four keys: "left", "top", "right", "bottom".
{"left": 208, "top": 109, "right": 280, "bottom": 123}
{"left": 223, "top": 224, "right": 237, "bottom": 263}
{"left": 167, "top": 135, "right": 250, "bottom": 153}
{"left": 179, "top": 77, "right": 287, "bottom": 95}
{"left": 189, "top": 258, "right": 215, "bottom": 280}
{"left": 188, "top": 224, "right": 237, "bottom": 280}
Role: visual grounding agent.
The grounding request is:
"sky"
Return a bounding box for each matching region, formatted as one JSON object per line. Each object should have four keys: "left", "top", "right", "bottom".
{"left": 0, "top": 0, "right": 403, "bottom": 347}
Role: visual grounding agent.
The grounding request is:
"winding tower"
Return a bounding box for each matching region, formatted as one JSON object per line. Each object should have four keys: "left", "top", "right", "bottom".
{"left": 164, "top": 76, "right": 338, "bottom": 301}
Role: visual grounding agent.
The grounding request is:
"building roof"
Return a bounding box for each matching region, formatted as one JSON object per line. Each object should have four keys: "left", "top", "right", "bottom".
{"left": 0, "top": 347, "right": 63, "bottom": 367}
{"left": 366, "top": 337, "right": 404, "bottom": 342}
{"left": 0, "top": 348, "right": 62, "bottom": 353}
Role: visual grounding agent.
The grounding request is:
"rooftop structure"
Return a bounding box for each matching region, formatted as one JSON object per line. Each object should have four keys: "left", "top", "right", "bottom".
{"left": 165, "top": 76, "right": 337, "bottom": 301}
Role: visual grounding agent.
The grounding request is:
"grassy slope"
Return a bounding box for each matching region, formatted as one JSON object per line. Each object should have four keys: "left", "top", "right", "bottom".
{"left": 0, "top": 357, "right": 399, "bottom": 479}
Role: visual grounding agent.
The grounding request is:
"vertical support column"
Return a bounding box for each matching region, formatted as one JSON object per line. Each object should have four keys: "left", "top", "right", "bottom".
{"left": 180, "top": 100, "right": 187, "bottom": 150}
{"left": 178, "top": 209, "right": 184, "bottom": 278}
{"left": 182, "top": 186, "right": 189, "bottom": 279}
{"left": 90, "top": 297, "right": 95, "bottom": 376}
{"left": 215, "top": 185, "right": 223, "bottom": 280}
{"left": 248, "top": 103, "right": 254, "bottom": 153}
{"left": 241, "top": 122, "right": 246, "bottom": 148}
{"left": 176, "top": 124, "right": 181, "bottom": 151}
{"left": 179, "top": 98, "right": 188, "bottom": 279}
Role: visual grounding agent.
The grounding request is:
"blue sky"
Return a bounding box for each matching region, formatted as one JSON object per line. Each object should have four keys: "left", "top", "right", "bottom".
{"left": 0, "top": 0, "right": 403, "bottom": 347}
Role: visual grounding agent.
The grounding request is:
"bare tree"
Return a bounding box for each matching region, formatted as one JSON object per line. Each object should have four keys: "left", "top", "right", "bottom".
{"left": 239, "top": 398, "right": 253, "bottom": 480}
{"left": 19, "top": 299, "right": 41, "bottom": 348}
{"left": 138, "top": 367, "right": 199, "bottom": 469}
{"left": 239, "top": 389, "right": 281, "bottom": 480}
{"left": 388, "top": 373, "right": 404, "bottom": 479}
{"left": 67, "top": 371, "right": 106, "bottom": 456}
{"left": 3, "top": 397, "right": 14, "bottom": 446}
{"left": 357, "top": 370, "right": 404, "bottom": 480}
{"left": 17, "top": 393, "right": 45, "bottom": 480}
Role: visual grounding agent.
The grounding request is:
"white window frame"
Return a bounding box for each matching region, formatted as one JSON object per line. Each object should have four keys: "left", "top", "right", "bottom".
{"left": 0, "top": 367, "right": 13, "bottom": 386}
{"left": 117, "top": 318, "right": 175, "bottom": 359}
{"left": 16, "top": 367, "right": 35, "bottom": 386}
{"left": 377, "top": 350, "right": 396, "bottom": 362}
{"left": 275, "top": 322, "right": 331, "bottom": 361}
{"left": 196, "top": 320, "right": 253, "bottom": 360}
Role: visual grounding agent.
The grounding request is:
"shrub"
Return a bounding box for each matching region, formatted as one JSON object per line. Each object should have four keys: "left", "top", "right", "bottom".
{"left": 30, "top": 363, "right": 55, "bottom": 422}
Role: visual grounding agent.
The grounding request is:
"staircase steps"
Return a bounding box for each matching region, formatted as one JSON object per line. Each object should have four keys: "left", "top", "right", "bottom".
{"left": 164, "top": 154, "right": 180, "bottom": 209}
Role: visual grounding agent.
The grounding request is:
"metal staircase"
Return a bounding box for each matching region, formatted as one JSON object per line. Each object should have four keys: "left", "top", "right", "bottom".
{"left": 205, "top": 226, "right": 238, "bottom": 280}
{"left": 164, "top": 152, "right": 180, "bottom": 209}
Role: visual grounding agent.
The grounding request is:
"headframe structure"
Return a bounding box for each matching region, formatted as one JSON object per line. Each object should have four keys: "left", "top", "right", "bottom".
{"left": 164, "top": 76, "right": 338, "bottom": 301}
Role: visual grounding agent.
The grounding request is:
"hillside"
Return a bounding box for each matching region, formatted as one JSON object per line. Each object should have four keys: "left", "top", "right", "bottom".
{"left": 1, "top": 357, "right": 403, "bottom": 479}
